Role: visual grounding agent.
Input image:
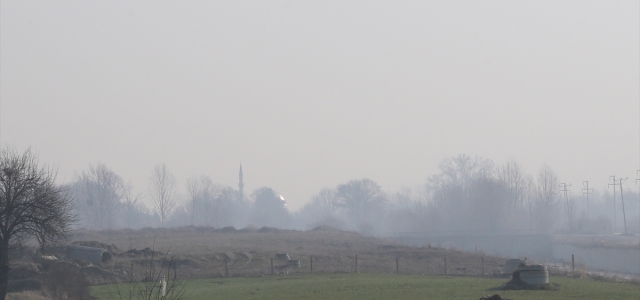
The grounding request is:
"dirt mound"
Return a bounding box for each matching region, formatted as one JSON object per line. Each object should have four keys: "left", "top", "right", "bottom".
{"left": 238, "top": 227, "right": 257, "bottom": 233}
{"left": 194, "top": 226, "right": 218, "bottom": 233}
{"left": 479, "top": 295, "right": 511, "bottom": 300}
{"left": 258, "top": 227, "right": 280, "bottom": 233}
{"left": 71, "top": 240, "right": 120, "bottom": 254}
{"left": 496, "top": 278, "right": 559, "bottom": 291}
{"left": 311, "top": 225, "right": 340, "bottom": 231}
{"left": 125, "top": 247, "right": 164, "bottom": 257}
{"left": 220, "top": 226, "right": 237, "bottom": 233}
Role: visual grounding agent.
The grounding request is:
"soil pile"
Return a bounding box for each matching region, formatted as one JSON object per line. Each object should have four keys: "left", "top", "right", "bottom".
{"left": 479, "top": 295, "right": 511, "bottom": 300}
{"left": 71, "top": 240, "right": 120, "bottom": 254}
{"left": 497, "top": 277, "right": 560, "bottom": 291}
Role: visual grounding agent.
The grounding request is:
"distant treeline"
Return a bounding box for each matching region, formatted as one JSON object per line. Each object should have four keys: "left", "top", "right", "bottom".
{"left": 66, "top": 154, "right": 639, "bottom": 235}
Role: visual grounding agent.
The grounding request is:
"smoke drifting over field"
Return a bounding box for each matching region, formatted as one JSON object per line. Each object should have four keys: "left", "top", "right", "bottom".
{"left": 67, "top": 154, "right": 640, "bottom": 237}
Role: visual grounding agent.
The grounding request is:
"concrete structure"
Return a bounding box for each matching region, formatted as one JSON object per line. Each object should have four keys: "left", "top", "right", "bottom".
{"left": 515, "top": 264, "right": 549, "bottom": 285}
{"left": 66, "top": 245, "right": 104, "bottom": 265}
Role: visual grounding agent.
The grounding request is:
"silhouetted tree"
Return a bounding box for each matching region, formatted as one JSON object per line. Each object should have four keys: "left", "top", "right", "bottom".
{"left": 335, "top": 179, "right": 386, "bottom": 230}
{"left": 534, "top": 164, "right": 559, "bottom": 232}
{"left": 185, "top": 175, "right": 215, "bottom": 226}
{"left": 429, "top": 154, "right": 494, "bottom": 195}
{"left": 71, "top": 164, "right": 128, "bottom": 229}
{"left": 149, "top": 164, "right": 177, "bottom": 227}
{"left": 122, "top": 188, "right": 144, "bottom": 229}
{"left": 297, "top": 188, "right": 343, "bottom": 229}
{"left": 498, "top": 160, "right": 528, "bottom": 212}
{"left": 426, "top": 155, "right": 495, "bottom": 231}
{"left": 249, "top": 187, "right": 290, "bottom": 228}
{"left": 0, "top": 148, "right": 75, "bottom": 299}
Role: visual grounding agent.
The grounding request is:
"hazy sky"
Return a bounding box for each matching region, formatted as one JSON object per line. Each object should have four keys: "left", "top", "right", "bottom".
{"left": 2, "top": 1, "right": 639, "bottom": 210}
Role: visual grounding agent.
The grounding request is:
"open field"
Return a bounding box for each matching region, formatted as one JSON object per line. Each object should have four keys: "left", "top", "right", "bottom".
{"left": 12, "top": 226, "right": 639, "bottom": 299}
{"left": 91, "top": 273, "right": 640, "bottom": 300}
{"left": 68, "top": 226, "right": 507, "bottom": 281}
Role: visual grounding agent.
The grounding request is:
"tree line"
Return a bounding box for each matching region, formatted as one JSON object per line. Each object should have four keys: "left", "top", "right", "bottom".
{"left": 67, "top": 154, "right": 638, "bottom": 235}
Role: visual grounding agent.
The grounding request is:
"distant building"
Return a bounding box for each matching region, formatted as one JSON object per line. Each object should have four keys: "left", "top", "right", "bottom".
{"left": 238, "top": 164, "right": 244, "bottom": 200}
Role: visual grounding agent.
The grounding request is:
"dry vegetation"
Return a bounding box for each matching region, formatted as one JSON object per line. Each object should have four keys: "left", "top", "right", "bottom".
{"left": 553, "top": 234, "right": 640, "bottom": 249}
{"left": 69, "top": 226, "right": 506, "bottom": 282}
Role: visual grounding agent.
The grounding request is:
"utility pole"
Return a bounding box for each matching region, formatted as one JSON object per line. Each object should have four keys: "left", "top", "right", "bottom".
{"left": 608, "top": 176, "right": 617, "bottom": 233}
{"left": 637, "top": 170, "right": 640, "bottom": 234}
{"left": 582, "top": 181, "right": 593, "bottom": 220}
{"left": 618, "top": 177, "right": 628, "bottom": 235}
{"left": 559, "top": 183, "right": 572, "bottom": 228}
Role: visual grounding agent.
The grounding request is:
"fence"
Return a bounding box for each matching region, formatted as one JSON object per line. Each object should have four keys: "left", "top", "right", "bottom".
{"left": 119, "top": 252, "right": 510, "bottom": 282}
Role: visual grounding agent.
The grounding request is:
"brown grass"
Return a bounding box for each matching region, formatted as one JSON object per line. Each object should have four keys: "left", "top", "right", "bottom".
{"left": 6, "top": 291, "right": 51, "bottom": 300}
{"left": 70, "top": 226, "right": 508, "bottom": 281}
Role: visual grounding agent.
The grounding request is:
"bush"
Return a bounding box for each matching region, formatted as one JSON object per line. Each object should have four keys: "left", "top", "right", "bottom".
{"left": 6, "top": 291, "right": 51, "bottom": 300}
{"left": 39, "top": 262, "right": 91, "bottom": 300}
{"left": 7, "top": 279, "right": 41, "bottom": 293}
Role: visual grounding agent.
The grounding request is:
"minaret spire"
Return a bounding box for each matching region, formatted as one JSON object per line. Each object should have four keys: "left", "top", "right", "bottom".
{"left": 238, "top": 164, "right": 244, "bottom": 199}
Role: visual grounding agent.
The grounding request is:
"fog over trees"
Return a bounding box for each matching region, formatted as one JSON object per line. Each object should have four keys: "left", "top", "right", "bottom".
{"left": 66, "top": 154, "right": 639, "bottom": 236}
{"left": 69, "top": 164, "right": 129, "bottom": 230}
{"left": 149, "top": 164, "right": 178, "bottom": 227}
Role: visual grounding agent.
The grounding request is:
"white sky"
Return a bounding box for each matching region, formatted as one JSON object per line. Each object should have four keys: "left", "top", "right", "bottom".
{"left": 1, "top": 1, "right": 639, "bottom": 210}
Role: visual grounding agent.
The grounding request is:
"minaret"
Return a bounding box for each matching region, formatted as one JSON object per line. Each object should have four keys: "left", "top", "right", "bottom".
{"left": 238, "top": 164, "right": 244, "bottom": 200}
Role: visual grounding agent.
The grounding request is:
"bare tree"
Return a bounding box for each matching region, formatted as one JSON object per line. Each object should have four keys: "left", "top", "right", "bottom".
{"left": 335, "top": 179, "right": 387, "bottom": 228}
{"left": 122, "top": 188, "right": 144, "bottom": 229}
{"left": 72, "top": 164, "right": 127, "bottom": 230}
{"left": 0, "top": 148, "right": 75, "bottom": 299}
{"left": 310, "top": 188, "right": 339, "bottom": 218}
{"left": 523, "top": 175, "right": 537, "bottom": 233}
{"left": 534, "top": 164, "right": 559, "bottom": 232}
{"left": 498, "top": 160, "right": 528, "bottom": 213}
{"left": 149, "top": 164, "right": 177, "bottom": 227}
{"left": 185, "top": 175, "right": 220, "bottom": 226}
{"left": 426, "top": 155, "right": 494, "bottom": 231}
{"left": 297, "top": 188, "right": 342, "bottom": 229}
{"left": 429, "top": 154, "right": 494, "bottom": 195}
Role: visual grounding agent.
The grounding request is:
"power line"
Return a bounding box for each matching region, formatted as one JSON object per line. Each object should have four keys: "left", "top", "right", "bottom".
{"left": 582, "top": 181, "right": 593, "bottom": 220}
{"left": 618, "top": 177, "right": 628, "bottom": 235}
{"left": 559, "top": 183, "right": 571, "bottom": 228}
{"left": 608, "top": 176, "right": 618, "bottom": 233}
{"left": 636, "top": 170, "right": 640, "bottom": 234}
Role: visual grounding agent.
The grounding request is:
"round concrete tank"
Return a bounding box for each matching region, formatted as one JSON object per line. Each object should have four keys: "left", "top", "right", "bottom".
{"left": 516, "top": 264, "right": 549, "bottom": 285}
{"left": 505, "top": 259, "right": 526, "bottom": 274}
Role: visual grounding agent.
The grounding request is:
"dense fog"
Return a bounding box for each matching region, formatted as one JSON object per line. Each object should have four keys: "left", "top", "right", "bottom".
{"left": 66, "top": 154, "right": 640, "bottom": 236}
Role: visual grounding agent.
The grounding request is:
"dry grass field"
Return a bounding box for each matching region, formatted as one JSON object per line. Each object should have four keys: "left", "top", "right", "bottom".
{"left": 70, "top": 226, "right": 507, "bottom": 282}
{"left": 11, "top": 226, "right": 639, "bottom": 299}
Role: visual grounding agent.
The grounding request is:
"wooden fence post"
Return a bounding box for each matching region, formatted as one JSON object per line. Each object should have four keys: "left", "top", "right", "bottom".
{"left": 310, "top": 256, "right": 313, "bottom": 273}
{"left": 355, "top": 254, "right": 358, "bottom": 273}
{"left": 444, "top": 257, "right": 447, "bottom": 275}
{"left": 271, "top": 258, "right": 274, "bottom": 275}
{"left": 481, "top": 257, "right": 484, "bottom": 277}
{"left": 396, "top": 257, "right": 399, "bottom": 275}
{"left": 572, "top": 254, "right": 575, "bottom": 272}
{"left": 224, "top": 257, "right": 228, "bottom": 277}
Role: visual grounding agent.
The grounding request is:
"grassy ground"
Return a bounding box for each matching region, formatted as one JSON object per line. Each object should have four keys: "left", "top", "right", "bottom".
{"left": 92, "top": 273, "right": 640, "bottom": 300}
{"left": 70, "top": 227, "right": 506, "bottom": 281}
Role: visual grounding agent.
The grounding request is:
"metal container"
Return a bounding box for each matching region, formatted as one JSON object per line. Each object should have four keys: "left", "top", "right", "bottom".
{"left": 516, "top": 264, "right": 549, "bottom": 285}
